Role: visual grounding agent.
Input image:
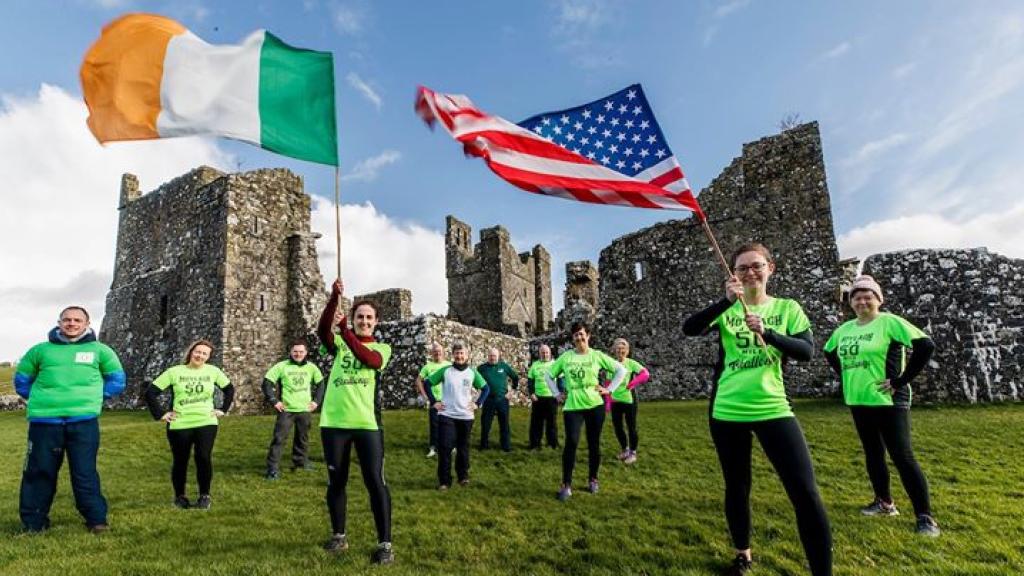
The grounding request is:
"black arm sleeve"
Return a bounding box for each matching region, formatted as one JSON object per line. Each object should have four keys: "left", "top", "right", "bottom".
{"left": 683, "top": 298, "right": 733, "bottom": 336}
{"left": 527, "top": 376, "right": 536, "bottom": 396}
{"left": 425, "top": 381, "right": 438, "bottom": 405}
{"left": 311, "top": 380, "right": 324, "bottom": 408}
{"left": 823, "top": 349, "right": 842, "bottom": 377}
{"left": 892, "top": 337, "right": 935, "bottom": 388}
{"left": 144, "top": 383, "right": 167, "bottom": 420}
{"left": 261, "top": 378, "right": 278, "bottom": 404}
{"left": 220, "top": 384, "right": 235, "bottom": 413}
{"left": 762, "top": 328, "right": 814, "bottom": 362}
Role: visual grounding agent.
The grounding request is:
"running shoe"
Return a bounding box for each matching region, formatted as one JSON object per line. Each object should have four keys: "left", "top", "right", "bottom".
{"left": 723, "top": 553, "right": 753, "bottom": 575}
{"left": 173, "top": 495, "right": 191, "bottom": 509}
{"left": 557, "top": 485, "right": 572, "bottom": 502}
{"left": 87, "top": 523, "right": 110, "bottom": 534}
{"left": 264, "top": 469, "right": 280, "bottom": 481}
{"left": 587, "top": 479, "right": 600, "bottom": 494}
{"left": 195, "top": 494, "right": 212, "bottom": 510}
{"left": 438, "top": 484, "right": 450, "bottom": 491}
{"left": 426, "top": 446, "right": 437, "bottom": 458}
{"left": 915, "top": 514, "right": 941, "bottom": 537}
{"left": 458, "top": 478, "right": 471, "bottom": 487}
{"left": 861, "top": 498, "right": 899, "bottom": 516}
{"left": 623, "top": 450, "right": 638, "bottom": 465}
{"left": 616, "top": 450, "right": 629, "bottom": 461}
{"left": 371, "top": 542, "right": 395, "bottom": 565}
{"left": 323, "top": 533, "right": 349, "bottom": 553}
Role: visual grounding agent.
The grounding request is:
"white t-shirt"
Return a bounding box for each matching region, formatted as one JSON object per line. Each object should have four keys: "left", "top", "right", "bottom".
{"left": 432, "top": 365, "right": 487, "bottom": 420}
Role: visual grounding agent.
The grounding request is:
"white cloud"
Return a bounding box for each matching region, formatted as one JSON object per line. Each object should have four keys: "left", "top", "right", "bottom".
{"left": 891, "top": 61, "right": 916, "bottom": 79}
{"left": 310, "top": 199, "right": 446, "bottom": 314}
{"left": 837, "top": 132, "right": 910, "bottom": 194}
{"left": 332, "top": 2, "right": 365, "bottom": 35}
{"left": 713, "top": 0, "right": 751, "bottom": 19}
{"left": 837, "top": 202, "right": 1024, "bottom": 261}
{"left": 550, "top": 0, "right": 620, "bottom": 69}
{"left": 817, "top": 41, "right": 851, "bottom": 61}
{"left": 0, "top": 84, "right": 232, "bottom": 360}
{"left": 340, "top": 150, "right": 401, "bottom": 183}
{"left": 346, "top": 72, "right": 382, "bottom": 110}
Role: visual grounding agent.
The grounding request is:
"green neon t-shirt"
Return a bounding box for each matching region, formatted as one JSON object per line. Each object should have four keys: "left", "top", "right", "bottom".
{"left": 548, "top": 349, "right": 623, "bottom": 412}
{"left": 418, "top": 361, "right": 451, "bottom": 401}
{"left": 18, "top": 341, "right": 122, "bottom": 420}
{"left": 153, "top": 364, "right": 231, "bottom": 430}
{"left": 320, "top": 335, "right": 392, "bottom": 430}
{"left": 824, "top": 313, "right": 926, "bottom": 407}
{"left": 527, "top": 360, "right": 555, "bottom": 397}
{"left": 264, "top": 360, "right": 324, "bottom": 412}
{"left": 711, "top": 298, "right": 811, "bottom": 422}
{"left": 610, "top": 357, "right": 645, "bottom": 404}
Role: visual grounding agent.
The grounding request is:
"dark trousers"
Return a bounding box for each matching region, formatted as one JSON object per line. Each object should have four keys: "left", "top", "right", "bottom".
{"left": 529, "top": 397, "right": 559, "bottom": 449}
{"left": 562, "top": 405, "right": 605, "bottom": 484}
{"left": 428, "top": 406, "right": 439, "bottom": 449}
{"left": 322, "top": 428, "right": 392, "bottom": 543}
{"left": 850, "top": 406, "right": 931, "bottom": 516}
{"left": 710, "top": 417, "right": 832, "bottom": 576}
{"left": 265, "top": 411, "right": 312, "bottom": 471}
{"left": 437, "top": 415, "right": 474, "bottom": 486}
{"left": 611, "top": 398, "right": 639, "bottom": 451}
{"left": 480, "top": 397, "right": 511, "bottom": 450}
{"left": 167, "top": 425, "right": 218, "bottom": 496}
{"left": 20, "top": 419, "right": 107, "bottom": 530}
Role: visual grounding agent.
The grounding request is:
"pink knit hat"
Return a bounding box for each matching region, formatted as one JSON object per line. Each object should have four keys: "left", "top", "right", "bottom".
{"left": 850, "top": 275, "right": 883, "bottom": 303}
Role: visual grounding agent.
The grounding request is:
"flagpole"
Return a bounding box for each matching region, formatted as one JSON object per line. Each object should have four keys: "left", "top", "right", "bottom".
{"left": 334, "top": 166, "right": 342, "bottom": 280}
{"left": 697, "top": 213, "right": 766, "bottom": 348}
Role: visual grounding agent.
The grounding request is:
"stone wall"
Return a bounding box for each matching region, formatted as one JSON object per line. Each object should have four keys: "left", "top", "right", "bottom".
{"left": 597, "top": 123, "right": 842, "bottom": 400}
{"left": 366, "top": 314, "right": 532, "bottom": 408}
{"left": 445, "top": 216, "right": 553, "bottom": 337}
{"left": 860, "top": 249, "right": 1023, "bottom": 403}
{"left": 354, "top": 288, "right": 413, "bottom": 322}
{"left": 101, "top": 167, "right": 325, "bottom": 414}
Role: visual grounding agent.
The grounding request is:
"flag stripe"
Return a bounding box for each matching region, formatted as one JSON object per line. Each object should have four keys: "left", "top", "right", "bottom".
{"left": 81, "top": 13, "right": 186, "bottom": 141}
{"left": 258, "top": 32, "right": 338, "bottom": 166}
{"left": 157, "top": 30, "right": 262, "bottom": 143}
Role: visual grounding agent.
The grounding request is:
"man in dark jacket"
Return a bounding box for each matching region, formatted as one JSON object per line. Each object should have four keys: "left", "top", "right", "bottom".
{"left": 477, "top": 348, "right": 520, "bottom": 452}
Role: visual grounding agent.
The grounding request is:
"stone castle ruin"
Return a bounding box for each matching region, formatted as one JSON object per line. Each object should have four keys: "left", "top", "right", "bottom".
{"left": 97, "top": 122, "right": 1022, "bottom": 414}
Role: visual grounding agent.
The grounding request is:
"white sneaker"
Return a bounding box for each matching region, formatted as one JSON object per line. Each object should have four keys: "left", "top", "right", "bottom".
{"left": 623, "top": 450, "right": 637, "bottom": 465}
{"left": 426, "top": 447, "right": 437, "bottom": 458}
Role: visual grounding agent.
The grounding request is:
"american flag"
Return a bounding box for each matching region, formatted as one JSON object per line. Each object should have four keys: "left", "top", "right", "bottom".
{"left": 416, "top": 85, "right": 702, "bottom": 214}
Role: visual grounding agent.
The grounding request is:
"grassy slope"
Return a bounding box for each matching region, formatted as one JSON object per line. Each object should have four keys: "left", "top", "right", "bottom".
{"left": 0, "top": 365, "right": 13, "bottom": 395}
{"left": 0, "top": 400, "right": 1021, "bottom": 575}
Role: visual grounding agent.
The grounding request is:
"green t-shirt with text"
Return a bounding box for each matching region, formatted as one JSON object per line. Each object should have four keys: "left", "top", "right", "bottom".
{"left": 264, "top": 360, "right": 323, "bottom": 412}
{"left": 321, "top": 335, "right": 392, "bottom": 430}
{"left": 711, "top": 298, "right": 811, "bottom": 422}
{"left": 527, "top": 360, "right": 555, "bottom": 397}
{"left": 18, "top": 341, "right": 122, "bottom": 420}
{"left": 824, "top": 313, "right": 926, "bottom": 407}
{"left": 418, "top": 361, "right": 451, "bottom": 401}
{"left": 611, "top": 357, "right": 645, "bottom": 404}
{"left": 153, "top": 364, "right": 231, "bottom": 430}
{"left": 548, "top": 349, "right": 623, "bottom": 412}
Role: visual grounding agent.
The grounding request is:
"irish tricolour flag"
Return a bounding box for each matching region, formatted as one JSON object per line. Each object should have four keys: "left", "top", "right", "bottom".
{"left": 81, "top": 13, "right": 337, "bottom": 166}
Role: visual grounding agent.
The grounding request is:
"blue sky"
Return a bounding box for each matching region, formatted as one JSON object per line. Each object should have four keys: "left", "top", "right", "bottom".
{"left": 2, "top": 0, "right": 1023, "bottom": 359}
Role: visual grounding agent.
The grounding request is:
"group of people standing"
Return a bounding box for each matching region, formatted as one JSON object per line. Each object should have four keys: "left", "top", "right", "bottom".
{"left": 13, "top": 240, "right": 940, "bottom": 575}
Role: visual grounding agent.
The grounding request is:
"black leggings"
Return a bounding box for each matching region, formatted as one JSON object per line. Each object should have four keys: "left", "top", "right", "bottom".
{"left": 322, "top": 428, "right": 391, "bottom": 543}
{"left": 437, "top": 416, "right": 473, "bottom": 486}
{"left": 529, "top": 397, "right": 559, "bottom": 448}
{"left": 611, "top": 399, "right": 638, "bottom": 451}
{"left": 166, "top": 425, "right": 218, "bottom": 496}
{"left": 850, "top": 406, "right": 931, "bottom": 516}
{"left": 710, "top": 417, "right": 832, "bottom": 576}
{"left": 562, "top": 406, "right": 605, "bottom": 485}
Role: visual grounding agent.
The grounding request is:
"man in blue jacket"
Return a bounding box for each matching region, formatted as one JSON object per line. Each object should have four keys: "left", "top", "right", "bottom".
{"left": 14, "top": 306, "right": 125, "bottom": 533}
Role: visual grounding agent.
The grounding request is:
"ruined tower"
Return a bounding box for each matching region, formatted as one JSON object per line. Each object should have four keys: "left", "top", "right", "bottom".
{"left": 445, "top": 215, "right": 553, "bottom": 338}
{"left": 100, "top": 167, "right": 326, "bottom": 412}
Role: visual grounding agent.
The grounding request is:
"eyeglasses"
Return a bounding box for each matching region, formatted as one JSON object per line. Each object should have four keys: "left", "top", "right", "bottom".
{"left": 734, "top": 262, "right": 768, "bottom": 274}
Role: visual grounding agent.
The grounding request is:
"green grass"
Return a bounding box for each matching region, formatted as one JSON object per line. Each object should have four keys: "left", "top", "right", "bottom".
{"left": 0, "top": 400, "right": 1021, "bottom": 575}
{"left": 0, "top": 365, "right": 13, "bottom": 395}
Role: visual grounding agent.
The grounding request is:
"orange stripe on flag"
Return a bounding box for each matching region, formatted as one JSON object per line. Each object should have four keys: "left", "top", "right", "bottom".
{"left": 80, "top": 13, "right": 186, "bottom": 142}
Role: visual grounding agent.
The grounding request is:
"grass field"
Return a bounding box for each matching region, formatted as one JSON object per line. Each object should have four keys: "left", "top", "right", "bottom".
{"left": 0, "top": 365, "right": 14, "bottom": 395}
{"left": 1, "top": 400, "right": 1021, "bottom": 575}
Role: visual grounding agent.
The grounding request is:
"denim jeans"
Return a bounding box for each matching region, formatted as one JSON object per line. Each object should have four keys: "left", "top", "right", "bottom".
{"left": 20, "top": 418, "right": 108, "bottom": 530}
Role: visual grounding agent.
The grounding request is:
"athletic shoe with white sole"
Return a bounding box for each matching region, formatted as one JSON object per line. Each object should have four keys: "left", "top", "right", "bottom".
{"left": 557, "top": 485, "right": 572, "bottom": 502}
{"left": 915, "top": 514, "right": 941, "bottom": 537}
{"left": 861, "top": 498, "right": 899, "bottom": 516}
